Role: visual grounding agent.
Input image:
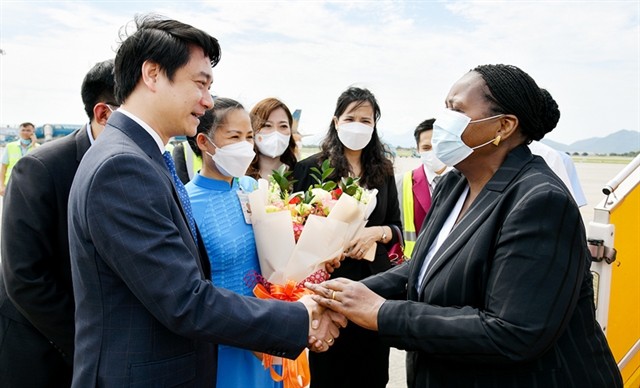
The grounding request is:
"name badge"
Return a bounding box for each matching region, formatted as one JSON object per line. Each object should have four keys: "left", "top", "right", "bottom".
{"left": 236, "top": 190, "right": 252, "bottom": 224}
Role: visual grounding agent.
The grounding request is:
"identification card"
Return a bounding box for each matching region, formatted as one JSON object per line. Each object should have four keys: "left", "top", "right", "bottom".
{"left": 236, "top": 190, "right": 252, "bottom": 224}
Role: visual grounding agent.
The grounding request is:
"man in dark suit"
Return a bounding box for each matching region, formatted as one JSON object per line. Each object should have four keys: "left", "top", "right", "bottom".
{"left": 0, "top": 59, "right": 117, "bottom": 387}
{"left": 67, "top": 15, "right": 343, "bottom": 387}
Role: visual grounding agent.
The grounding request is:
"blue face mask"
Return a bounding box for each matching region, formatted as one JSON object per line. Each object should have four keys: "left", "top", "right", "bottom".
{"left": 432, "top": 109, "right": 503, "bottom": 167}
{"left": 20, "top": 138, "right": 32, "bottom": 146}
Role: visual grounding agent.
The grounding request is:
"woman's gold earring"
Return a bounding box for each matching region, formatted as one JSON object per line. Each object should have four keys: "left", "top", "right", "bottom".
{"left": 493, "top": 135, "right": 502, "bottom": 146}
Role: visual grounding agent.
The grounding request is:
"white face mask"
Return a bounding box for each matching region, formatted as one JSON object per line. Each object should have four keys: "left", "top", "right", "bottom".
{"left": 205, "top": 137, "right": 255, "bottom": 178}
{"left": 255, "top": 131, "right": 290, "bottom": 158}
{"left": 420, "top": 150, "right": 446, "bottom": 174}
{"left": 432, "top": 109, "right": 502, "bottom": 166}
{"left": 336, "top": 122, "right": 374, "bottom": 151}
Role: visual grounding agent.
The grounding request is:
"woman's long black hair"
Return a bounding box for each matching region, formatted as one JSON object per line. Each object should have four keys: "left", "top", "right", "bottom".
{"left": 319, "top": 87, "right": 394, "bottom": 188}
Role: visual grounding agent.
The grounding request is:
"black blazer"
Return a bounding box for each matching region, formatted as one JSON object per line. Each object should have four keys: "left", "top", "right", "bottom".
{"left": 363, "top": 145, "right": 622, "bottom": 387}
{"left": 1, "top": 127, "right": 92, "bottom": 366}
{"left": 293, "top": 153, "right": 402, "bottom": 280}
{"left": 68, "top": 112, "right": 309, "bottom": 387}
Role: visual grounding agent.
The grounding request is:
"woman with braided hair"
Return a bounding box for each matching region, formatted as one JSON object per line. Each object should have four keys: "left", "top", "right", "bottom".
{"left": 307, "top": 64, "right": 622, "bottom": 387}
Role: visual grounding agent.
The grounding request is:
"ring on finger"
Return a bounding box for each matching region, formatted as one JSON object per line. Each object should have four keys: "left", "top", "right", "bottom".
{"left": 326, "top": 338, "right": 334, "bottom": 344}
{"left": 331, "top": 290, "right": 336, "bottom": 300}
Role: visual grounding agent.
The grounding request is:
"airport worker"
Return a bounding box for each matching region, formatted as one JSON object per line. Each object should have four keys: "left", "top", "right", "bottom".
{"left": 396, "top": 118, "right": 451, "bottom": 258}
{"left": 0, "top": 122, "right": 38, "bottom": 195}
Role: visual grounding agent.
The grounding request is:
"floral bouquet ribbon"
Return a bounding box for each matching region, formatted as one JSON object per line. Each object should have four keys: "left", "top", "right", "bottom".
{"left": 249, "top": 270, "right": 329, "bottom": 388}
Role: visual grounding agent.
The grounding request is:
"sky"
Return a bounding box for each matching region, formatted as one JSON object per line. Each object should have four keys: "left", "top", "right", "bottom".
{"left": 1, "top": 0, "right": 638, "bottom": 146}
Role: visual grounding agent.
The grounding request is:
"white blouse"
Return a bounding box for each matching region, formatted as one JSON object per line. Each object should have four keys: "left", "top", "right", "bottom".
{"left": 416, "top": 185, "right": 469, "bottom": 291}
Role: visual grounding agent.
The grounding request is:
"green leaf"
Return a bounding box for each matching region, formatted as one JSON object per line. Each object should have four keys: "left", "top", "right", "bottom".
{"left": 303, "top": 190, "right": 315, "bottom": 204}
{"left": 322, "top": 181, "right": 337, "bottom": 191}
{"left": 270, "top": 164, "right": 297, "bottom": 198}
{"left": 321, "top": 167, "right": 335, "bottom": 181}
{"left": 310, "top": 166, "right": 322, "bottom": 185}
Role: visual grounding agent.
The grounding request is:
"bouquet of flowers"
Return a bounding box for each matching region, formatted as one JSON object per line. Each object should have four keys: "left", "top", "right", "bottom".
{"left": 249, "top": 160, "right": 378, "bottom": 285}
{"left": 247, "top": 161, "right": 377, "bottom": 387}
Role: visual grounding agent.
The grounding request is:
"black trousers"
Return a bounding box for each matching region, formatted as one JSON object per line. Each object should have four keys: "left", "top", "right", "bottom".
{"left": 309, "top": 323, "right": 390, "bottom": 388}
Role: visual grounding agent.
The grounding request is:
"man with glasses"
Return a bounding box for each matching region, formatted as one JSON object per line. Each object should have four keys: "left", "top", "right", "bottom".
{"left": 0, "top": 59, "right": 116, "bottom": 387}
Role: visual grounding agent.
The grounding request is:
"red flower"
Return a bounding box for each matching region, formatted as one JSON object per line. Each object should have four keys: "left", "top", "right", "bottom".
{"left": 331, "top": 187, "right": 343, "bottom": 200}
{"left": 288, "top": 196, "right": 301, "bottom": 205}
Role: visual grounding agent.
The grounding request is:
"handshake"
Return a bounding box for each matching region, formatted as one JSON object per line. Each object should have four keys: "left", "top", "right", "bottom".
{"left": 300, "top": 278, "right": 386, "bottom": 352}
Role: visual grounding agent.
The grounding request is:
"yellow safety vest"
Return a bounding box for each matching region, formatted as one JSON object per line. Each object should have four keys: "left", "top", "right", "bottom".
{"left": 165, "top": 142, "right": 175, "bottom": 154}
{"left": 4, "top": 141, "right": 38, "bottom": 184}
{"left": 182, "top": 141, "right": 202, "bottom": 180}
{"left": 401, "top": 171, "right": 417, "bottom": 258}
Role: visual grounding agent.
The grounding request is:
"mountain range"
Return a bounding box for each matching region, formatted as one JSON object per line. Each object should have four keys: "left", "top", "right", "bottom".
{"left": 382, "top": 129, "right": 640, "bottom": 154}
{"left": 540, "top": 129, "right": 640, "bottom": 154}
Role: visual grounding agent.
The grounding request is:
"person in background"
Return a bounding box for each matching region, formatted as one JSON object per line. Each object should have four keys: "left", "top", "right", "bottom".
{"left": 0, "top": 59, "right": 116, "bottom": 387}
{"left": 557, "top": 149, "right": 588, "bottom": 207}
{"left": 292, "top": 128, "right": 303, "bottom": 160}
{"left": 293, "top": 87, "right": 402, "bottom": 388}
{"left": 67, "top": 15, "right": 344, "bottom": 387}
{"left": 0, "top": 122, "right": 38, "bottom": 195}
{"left": 185, "top": 98, "right": 283, "bottom": 387}
{"left": 247, "top": 97, "right": 297, "bottom": 179}
{"left": 173, "top": 137, "right": 202, "bottom": 184}
{"left": 307, "top": 64, "right": 622, "bottom": 387}
{"left": 396, "top": 118, "right": 451, "bottom": 258}
{"left": 529, "top": 140, "right": 587, "bottom": 207}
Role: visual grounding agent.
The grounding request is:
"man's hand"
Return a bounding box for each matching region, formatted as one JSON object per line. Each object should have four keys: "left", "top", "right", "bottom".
{"left": 298, "top": 294, "right": 347, "bottom": 352}
{"left": 305, "top": 278, "right": 384, "bottom": 331}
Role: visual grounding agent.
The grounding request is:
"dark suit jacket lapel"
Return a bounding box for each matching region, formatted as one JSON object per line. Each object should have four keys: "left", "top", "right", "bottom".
{"left": 105, "top": 112, "right": 209, "bottom": 278}
{"left": 107, "top": 114, "right": 187, "bottom": 228}
{"left": 107, "top": 112, "right": 167, "bottom": 169}
{"left": 75, "top": 125, "right": 92, "bottom": 163}
{"left": 416, "top": 145, "right": 534, "bottom": 296}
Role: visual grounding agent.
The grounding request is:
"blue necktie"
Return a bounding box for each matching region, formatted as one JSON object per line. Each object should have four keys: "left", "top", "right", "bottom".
{"left": 163, "top": 151, "right": 198, "bottom": 245}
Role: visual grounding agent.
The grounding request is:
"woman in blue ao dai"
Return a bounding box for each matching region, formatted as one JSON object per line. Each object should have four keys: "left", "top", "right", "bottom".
{"left": 185, "top": 98, "right": 281, "bottom": 388}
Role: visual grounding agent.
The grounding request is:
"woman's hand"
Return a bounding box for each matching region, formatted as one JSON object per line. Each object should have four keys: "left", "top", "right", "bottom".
{"left": 345, "top": 226, "right": 381, "bottom": 260}
{"left": 305, "top": 278, "right": 384, "bottom": 331}
{"left": 324, "top": 251, "right": 345, "bottom": 274}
